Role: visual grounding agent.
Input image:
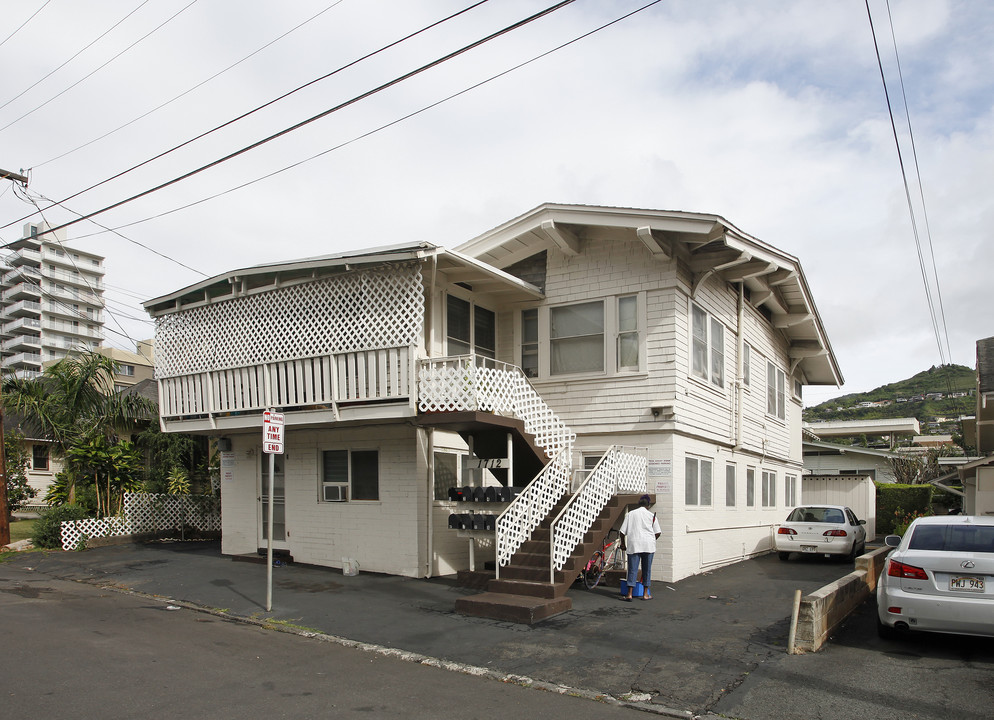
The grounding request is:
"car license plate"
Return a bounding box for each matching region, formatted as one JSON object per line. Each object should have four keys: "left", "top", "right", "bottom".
{"left": 801, "top": 545, "right": 817, "bottom": 553}
{"left": 950, "top": 576, "right": 985, "bottom": 592}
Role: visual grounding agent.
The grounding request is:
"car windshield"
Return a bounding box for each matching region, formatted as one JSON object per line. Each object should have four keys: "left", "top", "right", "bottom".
{"left": 908, "top": 524, "right": 994, "bottom": 553}
{"left": 786, "top": 507, "right": 844, "bottom": 523}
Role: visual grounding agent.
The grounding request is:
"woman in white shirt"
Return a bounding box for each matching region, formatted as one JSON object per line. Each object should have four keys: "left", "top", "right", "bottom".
{"left": 619, "top": 494, "right": 661, "bottom": 601}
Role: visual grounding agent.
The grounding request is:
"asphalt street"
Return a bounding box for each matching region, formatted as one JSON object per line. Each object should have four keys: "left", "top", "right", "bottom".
{"left": 2, "top": 541, "right": 992, "bottom": 719}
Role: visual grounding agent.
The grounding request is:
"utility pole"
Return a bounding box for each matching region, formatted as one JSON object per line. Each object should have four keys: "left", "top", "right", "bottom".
{"left": 0, "top": 168, "right": 27, "bottom": 545}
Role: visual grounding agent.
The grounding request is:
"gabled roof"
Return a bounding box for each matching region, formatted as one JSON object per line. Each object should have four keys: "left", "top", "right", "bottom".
{"left": 143, "top": 242, "right": 543, "bottom": 316}
{"left": 457, "top": 203, "right": 842, "bottom": 386}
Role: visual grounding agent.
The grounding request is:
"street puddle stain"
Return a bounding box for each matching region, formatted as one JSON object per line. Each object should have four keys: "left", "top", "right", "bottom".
{"left": 1, "top": 585, "right": 53, "bottom": 599}
{"left": 275, "top": 580, "right": 344, "bottom": 593}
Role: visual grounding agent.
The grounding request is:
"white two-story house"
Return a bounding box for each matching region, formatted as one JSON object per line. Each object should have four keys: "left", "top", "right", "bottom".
{"left": 144, "top": 203, "right": 841, "bottom": 621}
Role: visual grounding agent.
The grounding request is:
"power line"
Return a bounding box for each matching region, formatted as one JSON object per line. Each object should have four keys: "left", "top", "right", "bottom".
{"left": 864, "top": 0, "right": 948, "bottom": 366}
{"left": 0, "top": 1, "right": 151, "bottom": 113}
{"left": 32, "top": 0, "right": 348, "bottom": 169}
{"left": 0, "top": 0, "right": 199, "bottom": 133}
{"left": 63, "top": 0, "right": 667, "bottom": 243}
{"left": 0, "top": 0, "right": 53, "bottom": 50}
{"left": 3, "top": 0, "right": 574, "bottom": 241}
{"left": 3, "top": 0, "right": 492, "bottom": 232}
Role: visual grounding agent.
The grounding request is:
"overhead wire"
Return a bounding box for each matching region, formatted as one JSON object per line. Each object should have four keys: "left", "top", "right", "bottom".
{"left": 67, "top": 0, "right": 665, "bottom": 241}
{"left": 884, "top": 0, "right": 952, "bottom": 365}
{"left": 0, "top": 0, "right": 53, "bottom": 50}
{"left": 0, "top": 0, "right": 200, "bottom": 133}
{"left": 3, "top": 0, "right": 493, "bottom": 232}
{"left": 3, "top": 0, "right": 573, "bottom": 241}
{"left": 864, "top": 0, "right": 948, "bottom": 366}
{"left": 0, "top": 0, "right": 151, "bottom": 113}
{"left": 32, "top": 0, "right": 348, "bottom": 170}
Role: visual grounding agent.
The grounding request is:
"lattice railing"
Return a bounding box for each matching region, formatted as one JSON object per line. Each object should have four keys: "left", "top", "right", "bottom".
{"left": 417, "top": 355, "right": 574, "bottom": 460}
{"left": 159, "top": 347, "right": 412, "bottom": 418}
{"left": 494, "top": 446, "right": 572, "bottom": 575}
{"left": 549, "top": 446, "right": 647, "bottom": 581}
{"left": 59, "top": 493, "right": 221, "bottom": 551}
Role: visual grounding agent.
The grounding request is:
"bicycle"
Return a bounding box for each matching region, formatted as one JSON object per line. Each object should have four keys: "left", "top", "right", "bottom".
{"left": 581, "top": 529, "right": 625, "bottom": 590}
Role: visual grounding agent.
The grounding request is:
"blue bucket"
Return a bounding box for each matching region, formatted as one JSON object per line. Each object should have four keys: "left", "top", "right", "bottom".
{"left": 619, "top": 580, "right": 644, "bottom": 598}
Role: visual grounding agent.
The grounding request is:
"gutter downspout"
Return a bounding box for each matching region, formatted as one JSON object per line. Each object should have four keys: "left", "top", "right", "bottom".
{"left": 734, "top": 282, "right": 745, "bottom": 450}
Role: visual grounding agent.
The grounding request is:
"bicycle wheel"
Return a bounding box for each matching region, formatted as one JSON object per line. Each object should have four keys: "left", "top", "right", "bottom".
{"left": 583, "top": 551, "right": 606, "bottom": 589}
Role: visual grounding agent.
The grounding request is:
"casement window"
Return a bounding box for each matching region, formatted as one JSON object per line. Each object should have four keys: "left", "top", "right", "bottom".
{"left": 446, "top": 295, "right": 495, "bottom": 359}
{"left": 785, "top": 474, "right": 797, "bottom": 507}
{"left": 433, "top": 451, "right": 460, "bottom": 501}
{"left": 521, "top": 308, "right": 538, "bottom": 378}
{"left": 685, "top": 456, "right": 713, "bottom": 507}
{"left": 320, "top": 449, "right": 379, "bottom": 502}
{"left": 767, "top": 361, "right": 786, "bottom": 420}
{"left": 32, "top": 444, "right": 49, "bottom": 471}
{"left": 691, "top": 303, "right": 725, "bottom": 388}
{"left": 551, "top": 300, "right": 604, "bottom": 375}
{"left": 761, "top": 470, "right": 777, "bottom": 508}
{"left": 742, "top": 343, "right": 751, "bottom": 387}
{"left": 617, "top": 295, "right": 639, "bottom": 371}
{"left": 725, "top": 464, "right": 736, "bottom": 507}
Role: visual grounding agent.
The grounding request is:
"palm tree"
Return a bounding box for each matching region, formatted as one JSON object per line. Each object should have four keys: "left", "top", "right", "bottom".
{"left": 2, "top": 351, "right": 156, "bottom": 513}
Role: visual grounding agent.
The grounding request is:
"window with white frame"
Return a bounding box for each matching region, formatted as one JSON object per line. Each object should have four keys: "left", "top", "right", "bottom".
{"left": 785, "top": 474, "right": 797, "bottom": 507}
{"left": 320, "top": 449, "right": 379, "bottom": 502}
{"left": 685, "top": 456, "right": 713, "bottom": 507}
{"left": 742, "top": 343, "right": 751, "bottom": 387}
{"left": 521, "top": 308, "right": 538, "bottom": 378}
{"left": 761, "top": 470, "right": 777, "bottom": 507}
{"left": 746, "top": 467, "right": 756, "bottom": 507}
{"left": 725, "top": 464, "right": 736, "bottom": 507}
{"left": 32, "top": 444, "right": 50, "bottom": 471}
{"left": 551, "top": 300, "right": 604, "bottom": 375}
{"left": 691, "top": 303, "right": 724, "bottom": 388}
{"left": 617, "top": 295, "right": 639, "bottom": 371}
{"left": 446, "top": 295, "right": 495, "bottom": 359}
{"left": 767, "top": 361, "right": 785, "bottom": 420}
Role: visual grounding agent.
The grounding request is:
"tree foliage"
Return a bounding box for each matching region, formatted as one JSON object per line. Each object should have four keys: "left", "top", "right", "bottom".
{"left": 3, "top": 429, "right": 36, "bottom": 516}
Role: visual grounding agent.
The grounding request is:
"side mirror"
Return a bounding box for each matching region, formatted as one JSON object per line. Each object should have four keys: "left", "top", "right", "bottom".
{"left": 885, "top": 535, "right": 901, "bottom": 547}
{"left": 858, "top": 519, "right": 866, "bottom": 525}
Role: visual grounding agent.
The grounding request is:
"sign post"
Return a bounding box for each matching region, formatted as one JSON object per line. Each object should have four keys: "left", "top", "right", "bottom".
{"left": 263, "top": 409, "right": 284, "bottom": 612}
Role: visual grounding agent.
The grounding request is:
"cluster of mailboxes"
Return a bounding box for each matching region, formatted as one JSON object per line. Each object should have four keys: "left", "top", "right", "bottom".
{"left": 446, "top": 485, "right": 524, "bottom": 531}
{"left": 446, "top": 486, "right": 523, "bottom": 502}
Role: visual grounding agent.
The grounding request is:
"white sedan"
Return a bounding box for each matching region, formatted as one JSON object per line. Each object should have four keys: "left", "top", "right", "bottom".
{"left": 877, "top": 515, "right": 994, "bottom": 639}
{"left": 774, "top": 505, "right": 867, "bottom": 562}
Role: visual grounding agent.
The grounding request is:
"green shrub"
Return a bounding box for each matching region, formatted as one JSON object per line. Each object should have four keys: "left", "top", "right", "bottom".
{"left": 32, "top": 505, "right": 88, "bottom": 549}
{"left": 876, "top": 483, "right": 933, "bottom": 535}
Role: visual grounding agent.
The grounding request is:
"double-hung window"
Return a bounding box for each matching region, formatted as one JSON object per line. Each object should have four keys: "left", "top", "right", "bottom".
{"left": 767, "top": 361, "right": 786, "bottom": 420}
{"left": 321, "top": 449, "right": 379, "bottom": 502}
{"left": 447, "top": 295, "right": 495, "bottom": 359}
{"left": 725, "top": 464, "right": 736, "bottom": 507}
{"left": 551, "top": 301, "right": 604, "bottom": 375}
{"left": 761, "top": 470, "right": 777, "bottom": 508}
{"left": 32, "top": 444, "right": 50, "bottom": 471}
{"left": 617, "top": 295, "right": 639, "bottom": 371}
{"left": 691, "top": 303, "right": 724, "bottom": 388}
{"left": 785, "top": 474, "right": 797, "bottom": 507}
{"left": 521, "top": 308, "right": 538, "bottom": 378}
{"left": 685, "top": 456, "right": 713, "bottom": 507}
{"left": 746, "top": 467, "right": 756, "bottom": 507}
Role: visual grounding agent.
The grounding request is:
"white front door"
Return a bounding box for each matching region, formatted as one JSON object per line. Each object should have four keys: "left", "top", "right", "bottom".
{"left": 259, "top": 453, "right": 288, "bottom": 549}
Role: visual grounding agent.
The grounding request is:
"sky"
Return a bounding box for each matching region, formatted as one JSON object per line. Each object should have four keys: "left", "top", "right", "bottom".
{"left": 1, "top": 0, "right": 992, "bottom": 406}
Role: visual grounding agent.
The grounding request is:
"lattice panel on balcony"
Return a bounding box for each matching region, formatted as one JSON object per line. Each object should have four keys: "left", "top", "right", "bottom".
{"left": 155, "top": 263, "right": 424, "bottom": 378}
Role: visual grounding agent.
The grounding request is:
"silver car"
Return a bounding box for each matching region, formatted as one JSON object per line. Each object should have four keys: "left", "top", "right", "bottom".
{"left": 774, "top": 505, "right": 867, "bottom": 562}
{"left": 877, "top": 515, "right": 994, "bottom": 639}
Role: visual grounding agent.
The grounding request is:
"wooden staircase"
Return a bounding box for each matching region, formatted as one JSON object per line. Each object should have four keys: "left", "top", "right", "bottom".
{"left": 455, "top": 493, "right": 650, "bottom": 624}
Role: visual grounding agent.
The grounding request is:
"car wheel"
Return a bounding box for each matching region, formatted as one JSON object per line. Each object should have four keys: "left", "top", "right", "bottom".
{"left": 778, "top": 551, "right": 790, "bottom": 561}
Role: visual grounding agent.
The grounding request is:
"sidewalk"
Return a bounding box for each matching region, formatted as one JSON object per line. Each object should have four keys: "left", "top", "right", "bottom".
{"left": 2, "top": 540, "right": 850, "bottom": 715}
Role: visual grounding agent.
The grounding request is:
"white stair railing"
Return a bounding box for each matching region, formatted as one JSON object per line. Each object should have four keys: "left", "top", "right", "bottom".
{"left": 417, "top": 355, "right": 575, "bottom": 575}
{"left": 549, "top": 446, "right": 648, "bottom": 582}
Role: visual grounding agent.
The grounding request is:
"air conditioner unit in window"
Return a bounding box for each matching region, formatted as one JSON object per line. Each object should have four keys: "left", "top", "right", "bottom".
{"left": 324, "top": 485, "right": 347, "bottom": 502}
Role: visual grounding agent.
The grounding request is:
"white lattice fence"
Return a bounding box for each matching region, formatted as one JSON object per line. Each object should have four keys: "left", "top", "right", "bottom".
{"left": 155, "top": 263, "right": 424, "bottom": 378}
{"left": 60, "top": 493, "right": 221, "bottom": 551}
{"left": 549, "top": 446, "right": 648, "bottom": 578}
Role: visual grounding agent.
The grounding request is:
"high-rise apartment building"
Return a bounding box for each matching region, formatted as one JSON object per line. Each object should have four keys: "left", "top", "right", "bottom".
{"left": 1, "top": 222, "right": 105, "bottom": 378}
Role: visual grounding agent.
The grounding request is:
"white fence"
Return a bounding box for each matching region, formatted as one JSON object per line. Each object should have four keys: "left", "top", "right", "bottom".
{"left": 60, "top": 493, "right": 221, "bottom": 551}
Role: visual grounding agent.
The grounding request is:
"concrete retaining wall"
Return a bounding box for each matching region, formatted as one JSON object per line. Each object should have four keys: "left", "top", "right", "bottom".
{"left": 792, "top": 546, "right": 891, "bottom": 653}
